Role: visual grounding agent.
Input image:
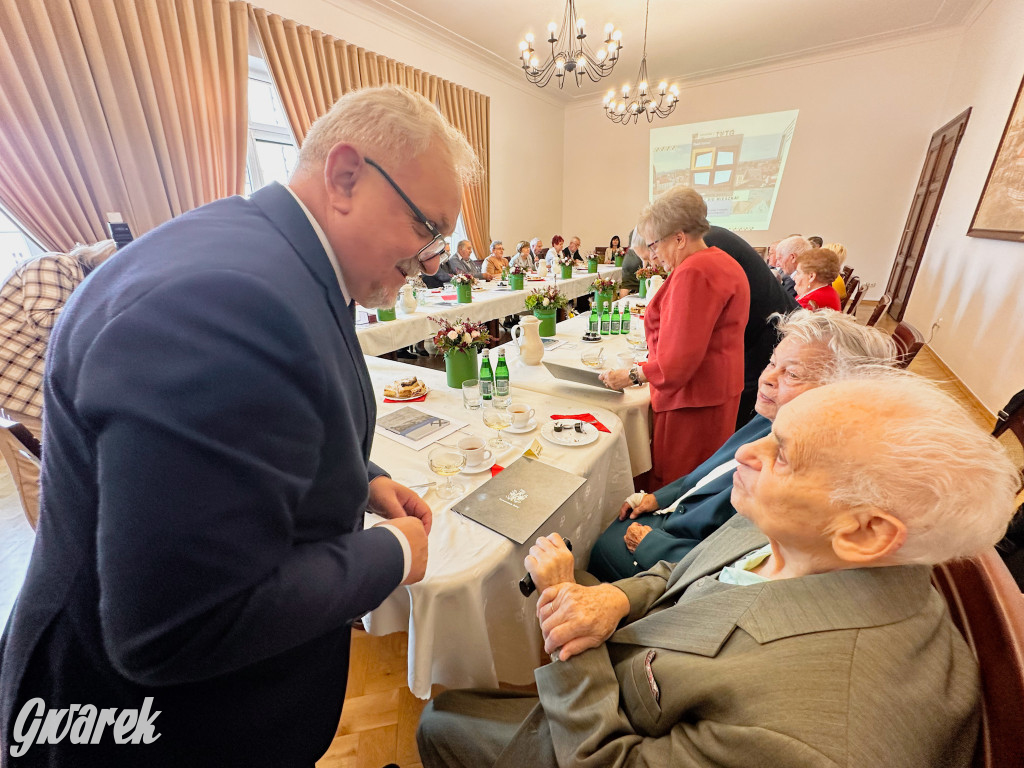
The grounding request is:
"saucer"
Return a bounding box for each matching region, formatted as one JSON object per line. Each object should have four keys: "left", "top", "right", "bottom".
{"left": 581, "top": 335, "right": 602, "bottom": 343}
{"left": 505, "top": 418, "right": 538, "bottom": 434}
{"left": 462, "top": 460, "right": 495, "bottom": 474}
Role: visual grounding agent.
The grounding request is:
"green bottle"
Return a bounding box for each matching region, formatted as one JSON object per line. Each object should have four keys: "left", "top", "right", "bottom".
{"left": 620, "top": 304, "right": 631, "bottom": 335}
{"left": 479, "top": 350, "right": 494, "bottom": 401}
{"left": 600, "top": 304, "right": 611, "bottom": 335}
{"left": 589, "top": 310, "right": 599, "bottom": 334}
{"left": 610, "top": 306, "right": 621, "bottom": 335}
{"left": 494, "top": 351, "right": 510, "bottom": 405}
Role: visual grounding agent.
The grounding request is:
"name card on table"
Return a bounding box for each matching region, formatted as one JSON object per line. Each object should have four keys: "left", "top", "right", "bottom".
{"left": 451, "top": 457, "right": 585, "bottom": 544}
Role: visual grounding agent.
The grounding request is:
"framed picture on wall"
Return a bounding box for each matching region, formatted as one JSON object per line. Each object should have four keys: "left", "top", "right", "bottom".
{"left": 968, "top": 73, "right": 1024, "bottom": 241}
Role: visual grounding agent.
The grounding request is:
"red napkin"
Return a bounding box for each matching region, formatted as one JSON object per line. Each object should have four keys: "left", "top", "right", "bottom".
{"left": 383, "top": 394, "right": 428, "bottom": 403}
{"left": 441, "top": 293, "right": 457, "bottom": 301}
{"left": 490, "top": 464, "right": 505, "bottom": 477}
{"left": 550, "top": 413, "right": 610, "bottom": 433}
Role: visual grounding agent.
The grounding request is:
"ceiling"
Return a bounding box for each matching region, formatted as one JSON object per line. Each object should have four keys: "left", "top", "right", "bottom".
{"left": 363, "top": 0, "right": 986, "bottom": 100}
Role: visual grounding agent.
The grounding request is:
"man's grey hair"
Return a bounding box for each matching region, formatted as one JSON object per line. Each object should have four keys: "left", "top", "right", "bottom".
{"left": 817, "top": 374, "right": 1020, "bottom": 565}
{"left": 629, "top": 229, "right": 649, "bottom": 258}
{"left": 457, "top": 240, "right": 471, "bottom": 253}
{"left": 489, "top": 240, "right": 502, "bottom": 252}
{"left": 776, "top": 235, "right": 812, "bottom": 262}
{"left": 636, "top": 185, "right": 710, "bottom": 243}
{"left": 776, "top": 309, "right": 898, "bottom": 382}
{"left": 530, "top": 237, "right": 542, "bottom": 250}
{"left": 71, "top": 239, "right": 117, "bottom": 270}
{"left": 296, "top": 85, "right": 481, "bottom": 184}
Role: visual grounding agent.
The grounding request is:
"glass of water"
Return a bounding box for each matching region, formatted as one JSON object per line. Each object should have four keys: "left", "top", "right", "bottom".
{"left": 427, "top": 446, "right": 467, "bottom": 500}
{"left": 462, "top": 378, "right": 481, "bottom": 410}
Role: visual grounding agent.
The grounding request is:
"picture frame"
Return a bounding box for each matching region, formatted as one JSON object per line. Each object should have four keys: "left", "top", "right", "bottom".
{"left": 968, "top": 72, "right": 1024, "bottom": 242}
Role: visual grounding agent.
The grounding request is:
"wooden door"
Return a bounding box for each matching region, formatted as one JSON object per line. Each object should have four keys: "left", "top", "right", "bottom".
{"left": 885, "top": 108, "right": 971, "bottom": 321}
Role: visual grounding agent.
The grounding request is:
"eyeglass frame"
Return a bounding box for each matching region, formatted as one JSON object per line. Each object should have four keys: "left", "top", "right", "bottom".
{"left": 364, "top": 157, "right": 448, "bottom": 266}
{"left": 646, "top": 231, "right": 682, "bottom": 254}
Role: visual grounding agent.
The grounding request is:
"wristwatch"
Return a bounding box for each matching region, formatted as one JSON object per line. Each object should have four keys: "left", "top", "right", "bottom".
{"left": 628, "top": 365, "right": 642, "bottom": 386}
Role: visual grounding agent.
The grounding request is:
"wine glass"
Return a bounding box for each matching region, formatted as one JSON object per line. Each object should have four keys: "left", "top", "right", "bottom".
{"left": 427, "top": 446, "right": 467, "bottom": 500}
{"left": 481, "top": 403, "right": 513, "bottom": 451}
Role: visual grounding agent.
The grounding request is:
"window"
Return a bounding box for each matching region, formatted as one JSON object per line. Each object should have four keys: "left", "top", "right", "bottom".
{"left": 0, "top": 205, "right": 43, "bottom": 278}
{"left": 244, "top": 57, "right": 299, "bottom": 195}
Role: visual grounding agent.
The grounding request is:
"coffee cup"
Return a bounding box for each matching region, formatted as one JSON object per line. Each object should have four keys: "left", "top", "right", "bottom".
{"left": 507, "top": 403, "right": 536, "bottom": 428}
{"left": 458, "top": 436, "right": 492, "bottom": 467}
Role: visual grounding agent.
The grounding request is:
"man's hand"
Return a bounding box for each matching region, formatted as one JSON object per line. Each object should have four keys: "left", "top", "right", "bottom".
{"left": 368, "top": 476, "right": 432, "bottom": 535}
{"left": 624, "top": 522, "right": 652, "bottom": 553}
{"left": 524, "top": 533, "right": 575, "bottom": 595}
{"left": 375, "top": 516, "right": 428, "bottom": 585}
{"left": 618, "top": 492, "right": 659, "bottom": 521}
{"left": 598, "top": 368, "right": 631, "bottom": 391}
{"left": 537, "top": 583, "right": 630, "bottom": 661}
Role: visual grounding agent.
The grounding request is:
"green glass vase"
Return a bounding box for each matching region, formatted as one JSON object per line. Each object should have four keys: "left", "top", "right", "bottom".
{"left": 444, "top": 347, "right": 479, "bottom": 389}
{"left": 533, "top": 307, "right": 557, "bottom": 336}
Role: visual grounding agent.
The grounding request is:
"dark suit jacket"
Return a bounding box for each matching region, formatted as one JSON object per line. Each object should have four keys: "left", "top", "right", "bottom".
{"left": 500, "top": 516, "right": 980, "bottom": 768}
{"left": 0, "top": 182, "right": 404, "bottom": 766}
{"left": 704, "top": 227, "right": 798, "bottom": 425}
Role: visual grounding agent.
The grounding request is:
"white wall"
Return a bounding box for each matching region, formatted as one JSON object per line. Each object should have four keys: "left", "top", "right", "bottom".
{"left": 904, "top": 0, "right": 1024, "bottom": 414}
{"left": 562, "top": 36, "right": 959, "bottom": 295}
{"left": 250, "top": 0, "right": 566, "bottom": 250}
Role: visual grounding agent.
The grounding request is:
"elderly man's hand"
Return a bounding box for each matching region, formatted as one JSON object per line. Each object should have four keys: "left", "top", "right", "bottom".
{"left": 524, "top": 533, "right": 575, "bottom": 595}
{"left": 599, "top": 368, "right": 632, "bottom": 391}
{"left": 367, "top": 476, "right": 433, "bottom": 535}
{"left": 624, "top": 522, "right": 652, "bottom": 553}
{"left": 618, "top": 492, "right": 659, "bottom": 521}
{"left": 537, "top": 583, "right": 630, "bottom": 661}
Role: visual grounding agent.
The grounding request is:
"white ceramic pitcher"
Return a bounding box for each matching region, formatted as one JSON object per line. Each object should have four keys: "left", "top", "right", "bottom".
{"left": 399, "top": 283, "right": 418, "bottom": 314}
{"left": 511, "top": 315, "right": 545, "bottom": 365}
{"left": 537, "top": 261, "right": 548, "bottom": 278}
{"left": 646, "top": 274, "right": 665, "bottom": 300}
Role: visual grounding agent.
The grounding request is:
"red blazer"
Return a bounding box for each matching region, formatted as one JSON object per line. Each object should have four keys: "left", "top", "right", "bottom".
{"left": 797, "top": 284, "right": 841, "bottom": 312}
{"left": 640, "top": 246, "right": 749, "bottom": 412}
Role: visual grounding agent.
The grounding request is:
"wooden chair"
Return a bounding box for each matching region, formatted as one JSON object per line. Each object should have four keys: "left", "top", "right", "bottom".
{"left": 865, "top": 293, "right": 892, "bottom": 326}
{"left": 890, "top": 320, "right": 926, "bottom": 368}
{"left": 931, "top": 550, "right": 1024, "bottom": 768}
{"left": 844, "top": 281, "right": 867, "bottom": 317}
{"left": 993, "top": 388, "right": 1024, "bottom": 442}
{"left": 839, "top": 275, "right": 860, "bottom": 310}
{"left": 594, "top": 246, "right": 607, "bottom": 258}
{"left": 840, "top": 265, "right": 854, "bottom": 283}
{"left": 0, "top": 416, "right": 42, "bottom": 529}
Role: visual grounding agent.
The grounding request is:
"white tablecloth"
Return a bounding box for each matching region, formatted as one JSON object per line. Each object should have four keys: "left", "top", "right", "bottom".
{"left": 356, "top": 265, "right": 622, "bottom": 356}
{"left": 494, "top": 298, "right": 653, "bottom": 476}
{"left": 363, "top": 356, "right": 634, "bottom": 698}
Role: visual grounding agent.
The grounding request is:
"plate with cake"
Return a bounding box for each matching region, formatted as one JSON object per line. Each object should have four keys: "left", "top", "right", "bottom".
{"left": 383, "top": 376, "right": 430, "bottom": 400}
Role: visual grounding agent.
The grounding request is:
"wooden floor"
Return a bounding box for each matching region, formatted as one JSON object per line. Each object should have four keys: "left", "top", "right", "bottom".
{"left": 320, "top": 300, "right": 1002, "bottom": 768}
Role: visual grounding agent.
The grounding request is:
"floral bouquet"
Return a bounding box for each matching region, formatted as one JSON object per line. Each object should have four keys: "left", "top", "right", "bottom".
{"left": 508, "top": 263, "right": 526, "bottom": 275}
{"left": 430, "top": 316, "right": 490, "bottom": 352}
{"left": 556, "top": 252, "right": 575, "bottom": 267}
{"left": 524, "top": 285, "right": 569, "bottom": 311}
{"left": 450, "top": 272, "right": 476, "bottom": 286}
{"left": 591, "top": 276, "right": 621, "bottom": 293}
{"left": 635, "top": 265, "right": 665, "bottom": 280}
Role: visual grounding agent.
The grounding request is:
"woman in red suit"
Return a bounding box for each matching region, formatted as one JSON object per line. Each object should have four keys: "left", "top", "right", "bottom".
{"left": 601, "top": 186, "right": 749, "bottom": 489}
{"left": 793, "top": 247, "right": 842, "bottom": 311}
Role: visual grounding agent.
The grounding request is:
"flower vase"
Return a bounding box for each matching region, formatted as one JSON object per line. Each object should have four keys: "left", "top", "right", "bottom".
{"left": 510, "top": 274, "right": 525, "bottom": 290}
{"left": 560, "top": 264, "right": 573, "bottom": 279}
{"left": 587, "top": 258, "right": 599, "bottom": 274}
{"left": 533, "top": 307, "right": 557, "bottom": 336}
{"left": 444, "top": 348, "right": 479, "bottom": 389}
{"left": 638, "top": 278, "right": 648, "bottom": 299}
{"left": 614, "top": 254, "right": 624, "bottom": 267}
{"left": 376, "top": 306, "right": 397, "bottom": 321}
{"left": 593, "top": 290, "right": 614, "bottom": 316}
{"left": 456, "top": 283, "right": 472, "bottom": 303}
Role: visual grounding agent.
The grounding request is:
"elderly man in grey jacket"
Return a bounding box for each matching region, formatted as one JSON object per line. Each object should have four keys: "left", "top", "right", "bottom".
{"left": 418, "top": 373, "right": 1018, "bottom": 768}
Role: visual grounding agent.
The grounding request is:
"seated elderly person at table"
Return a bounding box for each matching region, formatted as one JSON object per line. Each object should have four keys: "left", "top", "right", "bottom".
{"left": 484, "top": 240, "right": 508, "bottom": 279}
{"left": 588, "top": 309, "right": 897, "bottom": 582}
{"left": 794, "top": 246, "right": 842, "bottom": 311}
{"left": 509, "top": 239, "right": 536, "bottom": 272}
{"left": 417, "top": 373, "right": 1019, "bottom": 768}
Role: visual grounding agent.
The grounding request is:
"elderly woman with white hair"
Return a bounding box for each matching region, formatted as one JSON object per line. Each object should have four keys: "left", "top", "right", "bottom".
{"left": 588, "top": 309, "right": 897, "bottom": 582}
{"left": 600, "top": 186, "right": 750, "bottom": 488}
{"left": 418, "top": 371, "right": 1019, "bottom": 768}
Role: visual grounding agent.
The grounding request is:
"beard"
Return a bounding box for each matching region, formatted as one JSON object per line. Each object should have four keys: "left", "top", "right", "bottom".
{"left": 363, "top": 255, "right": 422, "bottom": 308}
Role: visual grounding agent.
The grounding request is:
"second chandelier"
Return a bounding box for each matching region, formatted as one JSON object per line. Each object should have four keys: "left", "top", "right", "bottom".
{"left": 517, "top": 0, "right": 623, "bottom": 89}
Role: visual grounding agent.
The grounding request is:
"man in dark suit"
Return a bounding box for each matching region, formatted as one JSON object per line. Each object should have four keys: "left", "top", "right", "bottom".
{"left": 0, "top": 85, "right": 479, "bottom": 766}
{"left": 705, "top": 226, "right": 798, "bottom": 427}
{"left": 562, "top": 235, "right": 583, "bottom": 264}
{"left": 775, "top": 234, "right": 812, "bottom": 301}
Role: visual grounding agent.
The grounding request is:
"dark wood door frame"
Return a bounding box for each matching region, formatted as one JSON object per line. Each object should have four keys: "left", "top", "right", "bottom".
{"left": 885, "top": 108, "right": 972, "bottom": 322}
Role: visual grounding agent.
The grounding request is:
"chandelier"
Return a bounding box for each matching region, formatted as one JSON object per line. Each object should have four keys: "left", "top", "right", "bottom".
{"left": 603, "top": 0, "right": 677, "bottom": 124}
{"left": 517, "top": 0, "right": 623, "bottom": 89}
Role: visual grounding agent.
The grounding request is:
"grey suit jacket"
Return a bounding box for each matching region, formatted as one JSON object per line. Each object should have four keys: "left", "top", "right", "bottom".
{"left": 498, "top": 516, "right": 980, "bottom": 768}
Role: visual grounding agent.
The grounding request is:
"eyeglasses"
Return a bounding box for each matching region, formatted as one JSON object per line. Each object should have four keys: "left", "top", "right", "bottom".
{"left": 364, "top": 157, "right": 447, "bottom": 266}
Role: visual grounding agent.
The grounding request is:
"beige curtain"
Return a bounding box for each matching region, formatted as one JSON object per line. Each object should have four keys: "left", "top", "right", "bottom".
{"left": 0, "top": 0, "right": 248, "bottom": 251}
{"left": 251, "top": 8, "right": 490, "bottom": 258}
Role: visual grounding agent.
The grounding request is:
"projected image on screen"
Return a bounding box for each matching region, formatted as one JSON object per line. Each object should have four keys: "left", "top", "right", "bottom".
{"left": 650, "top": 109, "right": 799, "bottom": 231}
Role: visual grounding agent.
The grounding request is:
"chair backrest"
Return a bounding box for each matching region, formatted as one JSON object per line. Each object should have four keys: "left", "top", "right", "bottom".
{"left": 594, "top": 246, "right": 607, "bottom": 257}
{"left": 0, "top": 417, "right": 41, "bottom": 529}
{"left": 931, "top": 550, "right": 1024, "bottom": 768}
{"left": 840, "top": 275, "right": 860, "bottom": 310}
{"left": 844, "top": 282, "right": 867, "bottom": 317}
{"left": 890, "top": 320, "right": 926, "bottom": 368}
{"left": 865, "top": 293, "right": 892, "bottom": 326}
{"left": 841, "top": 265, "right": 854, "bottom": 283}
{"left": 993, "top": 388, "right": 1024, "bottom": 443}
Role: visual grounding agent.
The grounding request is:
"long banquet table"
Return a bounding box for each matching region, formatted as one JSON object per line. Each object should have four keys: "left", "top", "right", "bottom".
{"left": 494, "top": 297, "right": 653, "bottom": 476}
{"left": 355, "top": 265, "right": 622, "bottom": 356}
{"left": 362, "top": 355, "right": 634, "bottom": 698}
